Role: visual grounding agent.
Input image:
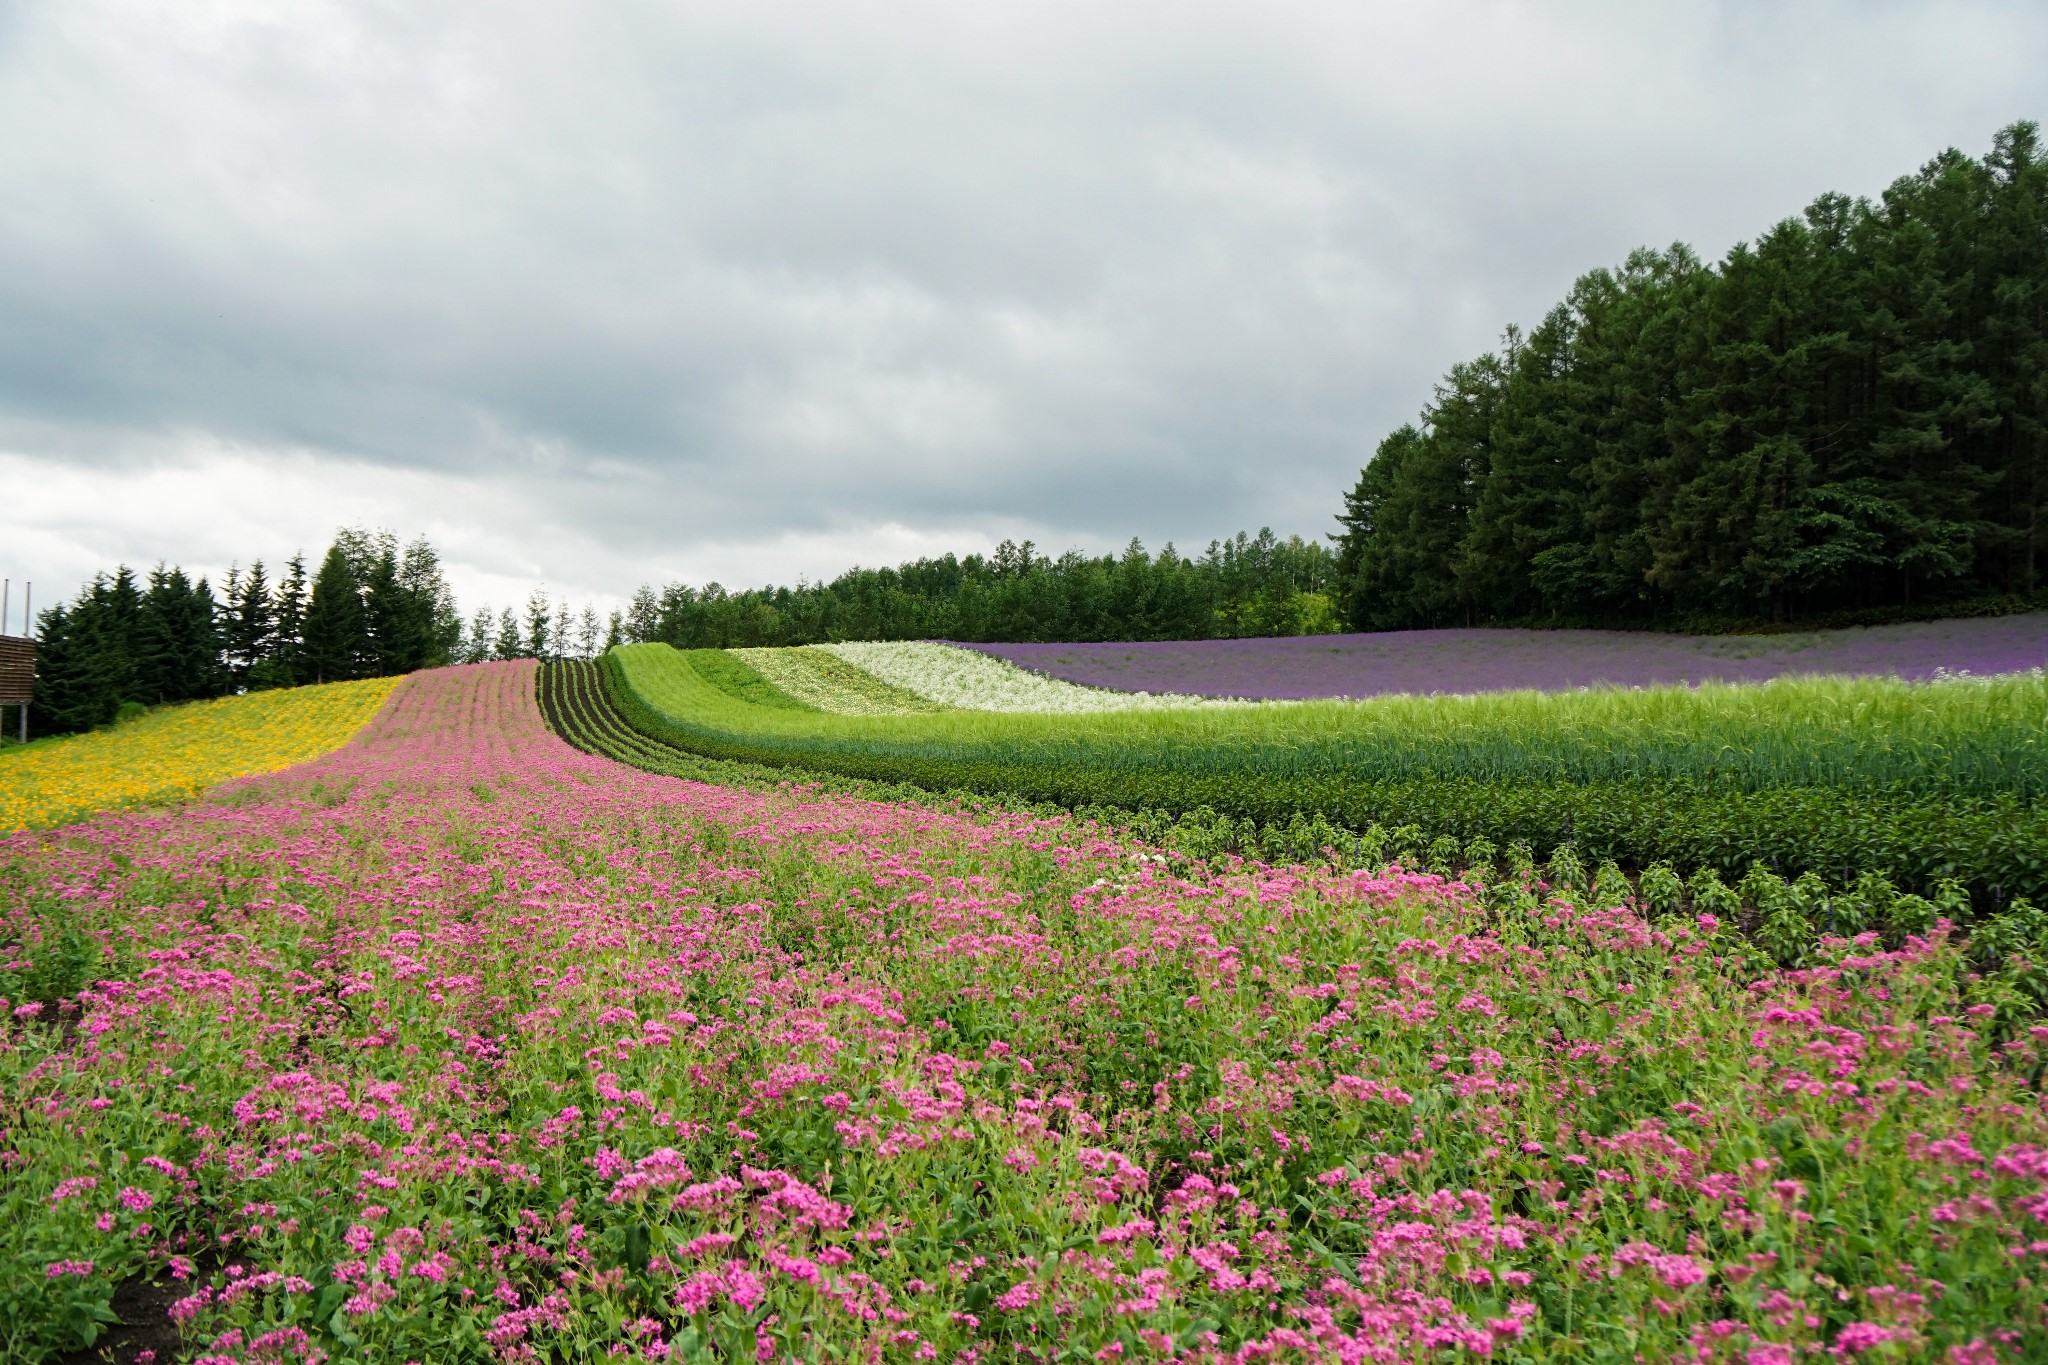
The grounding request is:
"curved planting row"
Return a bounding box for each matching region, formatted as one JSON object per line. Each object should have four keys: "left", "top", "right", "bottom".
{"left": 592, "top": 643, "right": 2048, "bottom": 907}
{"left": 12, "top": 659, "right": 2048, "bottom": 1362}
{"left": 538, "top": 655, "right": 696, "bottom": 774}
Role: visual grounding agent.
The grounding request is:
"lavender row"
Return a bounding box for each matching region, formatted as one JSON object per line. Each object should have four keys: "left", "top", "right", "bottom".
{"left": 958, "top": 613, "right": 2048, "bottom": 699}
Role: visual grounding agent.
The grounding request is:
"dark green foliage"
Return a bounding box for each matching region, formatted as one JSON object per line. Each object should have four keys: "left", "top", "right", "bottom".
{"left": 1335, "top": 124, "right": 2048, "bottom": 629}
{"left": 620, "top": 529, "right": 1340, "bottom": 648}
{"left": 222, "top": 561, "right": 275, "bottom": 690}
{"left": 252, "top": 553, "right": 309, "bottom": 689}
{"left": 28, "top": 567, "right": 142, "bottom": 733}
{"left": 31, "top": 529, "right": 460, "bottom": 732}
{"left": 299, "top": 545, "right": 368, "bottom": 684}
{"left": 135, "top": 565, "right": 223, "bottom": 704}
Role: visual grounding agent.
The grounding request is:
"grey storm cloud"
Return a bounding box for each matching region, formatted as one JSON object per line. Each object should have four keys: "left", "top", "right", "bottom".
{"left": 2, "top": 0, "right": 2046, "bottom": 611}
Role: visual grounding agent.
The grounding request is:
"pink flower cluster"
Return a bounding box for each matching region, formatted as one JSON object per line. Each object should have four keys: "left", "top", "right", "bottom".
{"left": 3, "top": 660, "right": 2046, "bottom": 1363}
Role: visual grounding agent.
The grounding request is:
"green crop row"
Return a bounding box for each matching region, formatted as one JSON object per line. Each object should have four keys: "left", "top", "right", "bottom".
{"left": 539, "top": 657, "right": 2048, "bottom": 1002}
{"left": 591, "top": 644, "right": 2048, "bottom": 905}
{"left": 652, "top": 646, "right": 2047, "bottom": 797}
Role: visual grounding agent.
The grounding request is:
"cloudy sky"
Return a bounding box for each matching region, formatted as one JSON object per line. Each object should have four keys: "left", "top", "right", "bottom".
{"left": 2, "top": 1, "right": 2043, "bottom": 621}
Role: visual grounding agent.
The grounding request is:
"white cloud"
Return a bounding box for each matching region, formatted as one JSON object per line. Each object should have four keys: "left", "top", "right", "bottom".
{"left": 1, "top": 0, "right": 2043, "bottom": 615}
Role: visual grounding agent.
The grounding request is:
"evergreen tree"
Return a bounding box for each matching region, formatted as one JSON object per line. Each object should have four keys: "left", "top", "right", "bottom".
{"left": 30, "top": 570, "right": 142, "bottom": 731}
{"left": 258, "top": 553, "right": 309, "bottom": 688}
{"left": 493, "top": 608, "right": 522, "bottom": 661}
{"left": 551, "top": 602, "right": 574, "bottom": 663}
{"left": 399, "top": 537, "right": 462, "bottom": 667}
{"left": 462, "top": 607, "right": 495, "bottom": 664}
{"left": 223, "top": 561, "right": 275, "bottom": 690}
{"left": 362, "top": 545, "right": 418, "bottom": 675}
{"left": 524, "top": 591, "right": 552, "bottom": 660}
{"left": 132, "top": 568, "right": 223, "bottom": 703}
{"left": 300, "top": 545, "right": 368, "bottom": 684}
{"left": 26, "top": 602, "right": 78, "bottom": 735}
{"left": 1333, "top": 122, "right": 2048, "bottom": 628}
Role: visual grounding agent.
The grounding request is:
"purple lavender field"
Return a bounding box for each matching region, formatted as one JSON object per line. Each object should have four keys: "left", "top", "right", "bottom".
{"left": 959, "top": 612, "right": 2048, "bottom": 699}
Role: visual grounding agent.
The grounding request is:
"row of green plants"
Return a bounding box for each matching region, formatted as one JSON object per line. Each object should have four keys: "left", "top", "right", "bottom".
{"left": 538, "top": 657, "right": 2046, "bottom": 955}
{"left": 587, "top": 644, "right": 2048, "bottom": 905}
{"left": 630, "top": 647, "right": 2048, "bottom": 797}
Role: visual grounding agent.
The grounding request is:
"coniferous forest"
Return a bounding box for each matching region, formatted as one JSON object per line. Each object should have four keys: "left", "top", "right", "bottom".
{"left": 28, "top": 530, "right": 463, "bottom": 734}
{"left": 1332, "top": 123, "right": 2048, "bottom": 628}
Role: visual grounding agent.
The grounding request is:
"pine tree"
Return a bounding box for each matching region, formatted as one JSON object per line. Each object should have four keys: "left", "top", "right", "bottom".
{"left": 493, "top": 608, "right": 522, "bottom": 661}
{"left": 625, "top": 587, "right": 661, "bottom": 644}
{"left": 34, "top": 570, "right": 142, "bottom": 730}
{"left": 462, "top": 607, "right": 494, "bottom": 664}
{"left": 1335, "top": 123, "right": 2048, "bottom": 626}
{"left": 27, "top": 602, "right": 76, "bottom": 734}
{"left": 551, "top": 602, "right": 574, "bottom": 663}
{"left": 362, "top": 545, "right": 417, "bottom": 676}
{"left": 398, "top": 537, "right": 462, "bottom": 668}
{"left": 257, "top": 554, "right": 309, "bottom": 688}
{"left": 524, "top": 591, "right": 552, "bottom": 660}
{"left": 223, "top": 561, "right": 275, "bottom": 690}
{"left": 300, "top": 545, "right": 368, "bottom": 684}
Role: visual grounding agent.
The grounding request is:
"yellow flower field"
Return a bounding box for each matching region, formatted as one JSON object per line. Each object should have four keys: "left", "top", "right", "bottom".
{"left": 0, "top": 676, "right": 403, "bottom": 832}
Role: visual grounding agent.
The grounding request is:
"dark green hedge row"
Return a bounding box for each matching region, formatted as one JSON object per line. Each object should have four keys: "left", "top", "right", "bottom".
{"left": 583, "top": 655, "right": 2048, "bottom": 907}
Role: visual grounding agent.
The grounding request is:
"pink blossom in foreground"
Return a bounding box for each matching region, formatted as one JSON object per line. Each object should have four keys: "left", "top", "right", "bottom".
{"left": 0, "top": 661, "right": 2044, "bottom": 1362}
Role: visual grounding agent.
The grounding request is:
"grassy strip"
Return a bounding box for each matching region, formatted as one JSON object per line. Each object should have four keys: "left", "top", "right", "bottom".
{"left": 597, "top": 644, "right": 2048, "bottom": 906}
{"left": 677, "top": 647, "right": 816, "bottom": 710}
{"left": 732, "top": 646, "right": 948, "bottom": 715}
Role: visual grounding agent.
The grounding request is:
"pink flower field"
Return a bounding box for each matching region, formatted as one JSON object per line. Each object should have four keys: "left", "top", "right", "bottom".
{"left": 3, "top": 662, "right": 2046, "bottom": 1363}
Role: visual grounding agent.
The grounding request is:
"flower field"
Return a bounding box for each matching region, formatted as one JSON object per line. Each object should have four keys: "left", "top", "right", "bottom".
{"left": 963, "top": 615, "right": 2048, "bottom": 700}
{"left": 593, "top": 644, "right": 2048, "bottom": 907}
{"left": 6, "top": 659, "right": 2048, "bottom": 1363}
{"left": 815, "top": 643, "right": 1218, "bottom": 714}
{"left": 0, "top": 677, "right": 402, "bottom": 833}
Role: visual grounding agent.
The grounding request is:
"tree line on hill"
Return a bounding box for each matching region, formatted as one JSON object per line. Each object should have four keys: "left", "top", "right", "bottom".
{"left": 28, "top": 527, "right": 635, "bottom": 736}
{"left": 31, "top": 531, "right": 462, "bottom": 734}
{"left": 27, "top": 525, "right": 1335, "bottom": 733}
{"left": 612, "top": 529, "right": 1340, "bottom": 649}
{"left": 1331, "top": 122, "right": 2048, "bottom": 629}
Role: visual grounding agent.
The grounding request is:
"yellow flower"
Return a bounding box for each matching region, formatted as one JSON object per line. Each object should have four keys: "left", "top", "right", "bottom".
{"left": 0, "top": 676, "right": 403, "bottom": 832}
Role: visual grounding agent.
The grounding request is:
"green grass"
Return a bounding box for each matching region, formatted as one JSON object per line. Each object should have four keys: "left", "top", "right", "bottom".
{"left": 732, "top": 646, "right": 951, "bottom": 714}
{"left": 601, "top": 643, "right": 2048, "bottom": 903}
{"left": 678, "top": 647, "right": 816, "bottom": 710}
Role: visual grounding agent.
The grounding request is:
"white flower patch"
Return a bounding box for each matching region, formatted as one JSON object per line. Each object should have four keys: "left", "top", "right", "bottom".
{"left": 816, "top": 641, "right": 1228, "bottom": 713}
